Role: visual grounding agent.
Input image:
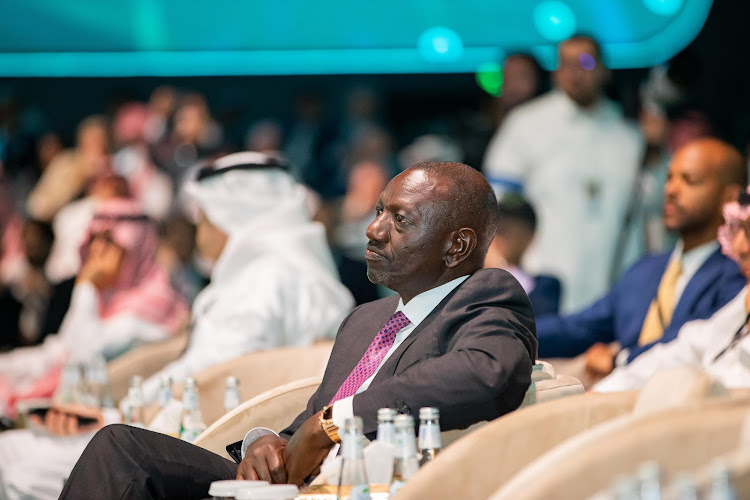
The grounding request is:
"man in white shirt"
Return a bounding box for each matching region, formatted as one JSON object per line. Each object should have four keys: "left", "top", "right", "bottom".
{"left": 60, "top": 161, "right": 537, "bottom": 497}
{"left": 595, "top": 190, "right": 750, "bottom": 392}
{"left": 483, "top": 35, "right": 644, "bottom": 312}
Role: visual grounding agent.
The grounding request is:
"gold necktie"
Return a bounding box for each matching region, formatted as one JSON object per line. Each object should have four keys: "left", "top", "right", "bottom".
{"left": 637, "top": 258, "right": 683, "bottom": 346}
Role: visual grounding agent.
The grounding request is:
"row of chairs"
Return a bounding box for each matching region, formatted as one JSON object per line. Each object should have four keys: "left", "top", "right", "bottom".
{"left": 109, "top": 338, "right": 750, "bottom": 498}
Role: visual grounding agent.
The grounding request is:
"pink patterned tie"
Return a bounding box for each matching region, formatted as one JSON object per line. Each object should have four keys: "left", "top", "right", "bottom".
{"left": 330, "top": 311, "right": 411, "bottom": 404}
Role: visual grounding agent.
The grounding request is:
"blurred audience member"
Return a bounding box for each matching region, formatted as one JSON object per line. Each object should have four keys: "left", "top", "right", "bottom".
{"left": 0, "top": 200, "right": 188, "bottom": 418}
{"left": 0, "top": 219, "right": 54, "bottom": 348}
{"left": 111, "top": 101, "right": 173, "bottom": 220}
{"left": 485, "top": 194, "right": 562, "bottom": 315}
{"left": 483, "top": 35, "right": 644, "bottom": 312}
{"left": 153, "top": 93, "right": 223, "bottom": 185}
{"left": 26, "top": 116, "right": 110, "bottom": 222}
{"left": 45, "top": 172, "right": 130, "bottom": 284}
{"left": 143, "top": 85, "right": 178, "bottom": 146}
{"left": 398, "top": 134, "right": 463, "bottom": 172}
{"left": 595, "top": 188, "right": 750, "bottom": 391}
{"left": 494, "top": 53, "right": 548, "bottom": 127}
{"left": 331, "top": 160, "right": 390, "bottom": 304}
{"left": 284, "top": 91, "right": 326, "bottom": 184}
{"left": 131, "top": 152, "right": 353, "bottom": 406}
{"left": 537, "top": 139, "right": 746, "bottom": 382}
{"left": 245, "top": 119, "right": 283, "bottom": 154}
{"left": 157, "top": 215, "right": 206, "bottom": 305}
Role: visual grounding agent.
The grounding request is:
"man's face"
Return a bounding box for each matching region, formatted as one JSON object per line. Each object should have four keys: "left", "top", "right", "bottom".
{"left": 501, "top": 56, "right": 540, "bottom": 109}
{"left": 365, "top": 170, "right": 449, "bottom": 300}
{"left": 662, "top": 147, "right": 725, "bottom": 235}
{"left": 554, "top": 39, "right": 607, "bottom": 107}
{"left": 195, "top": 211, "right": 228, "bottom": 263}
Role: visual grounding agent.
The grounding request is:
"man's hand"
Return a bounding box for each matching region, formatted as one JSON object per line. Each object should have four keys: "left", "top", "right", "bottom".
{"left": 237, "top": 434, "right": 289, "bottom": 484}
{"left": 584, "top": 342, "right": 616, "bottom": 379}
{"left": 29, "top": 404, "right": 104, "bottom": 436}
{"left": 283, "top": 409, "right": 336, "bottom": 486}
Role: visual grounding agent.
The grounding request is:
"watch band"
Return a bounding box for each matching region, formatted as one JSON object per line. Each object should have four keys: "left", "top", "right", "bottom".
{"left": 319, "top": 404, "right": 341, "bottom": 443}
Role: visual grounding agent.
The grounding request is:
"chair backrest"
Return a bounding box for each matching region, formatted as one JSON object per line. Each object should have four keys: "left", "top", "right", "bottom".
{"left": 193, "top": 376, "right": 323, "bottom": 459}
{"left": 437, "top": 363, "right": 584, "bottom": 448}
{"left": 395, "top": 390, "right": 639, "bottom": 500}
{"left": 491, "top": 397, "right": 750, "bottom": 500}
{"left": 107, "top": 332, "right": 188, "bottom": 402}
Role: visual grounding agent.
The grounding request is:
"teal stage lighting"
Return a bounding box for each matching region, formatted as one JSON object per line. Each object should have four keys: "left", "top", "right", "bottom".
{"left": 0, "top": 0, "right": 713, "bottom": 76}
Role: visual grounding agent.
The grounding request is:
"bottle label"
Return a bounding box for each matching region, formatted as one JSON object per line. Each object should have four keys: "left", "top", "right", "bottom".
{"left": 349, "top": 484, "right": 370, "bottom": 500}
{"left": 418, "top": 424, "right": 442, "bottom": 450}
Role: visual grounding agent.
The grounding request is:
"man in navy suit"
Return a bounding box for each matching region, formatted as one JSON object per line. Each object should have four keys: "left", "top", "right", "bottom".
{"left": 537, "top": 138, "right": 747, "bottom": 377}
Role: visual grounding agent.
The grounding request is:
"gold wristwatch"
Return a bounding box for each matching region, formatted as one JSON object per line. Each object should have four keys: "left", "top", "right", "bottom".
{"left": 319, "top": 404, "right": 341, "bottom": 443}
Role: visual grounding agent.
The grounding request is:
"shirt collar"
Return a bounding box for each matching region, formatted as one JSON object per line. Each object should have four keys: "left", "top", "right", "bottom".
{"left": 395, "top": 275, "right": 470, "bottom": 327}
{"left": 671, "top": 238, "right": 719, "bottom": 277}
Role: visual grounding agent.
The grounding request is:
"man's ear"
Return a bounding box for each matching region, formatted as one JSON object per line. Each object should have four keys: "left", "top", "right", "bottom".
{"left": 444, "top": 228, "right": 477, "bottom": 268}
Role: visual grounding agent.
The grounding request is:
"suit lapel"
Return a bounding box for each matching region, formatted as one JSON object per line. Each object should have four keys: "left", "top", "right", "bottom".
{"left": 670, "top": 248, "right": 722, "bottom": 326}
{"left": 370, "top": 282, "right": 463, "bottom": 384}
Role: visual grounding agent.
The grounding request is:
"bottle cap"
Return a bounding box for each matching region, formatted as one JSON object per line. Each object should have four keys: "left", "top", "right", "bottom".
{"left": 208, "top": 480, "right": 268, "bottom": 496}
{"left": 394, "top": 414, "right": 414, "bottom": 428}
{"left": 129, "top": 375, "right": 143, "bottom": 387}
{"left": 226, "top": 376, "right": 239, "bottom": 388}
{"left": 377, "top": 408, "right": 398, "bottom": 422}
{"left": 185, "top": 377, "right": 197, "bottom": 389}
{"left": 343, "top": 416, "right": 363, "bottom": 433}
{"left": 235, "top": 485, "right": 300, "bottom": 499}
{"left": 419, "top": 407, "right": 439, "bottom": 420}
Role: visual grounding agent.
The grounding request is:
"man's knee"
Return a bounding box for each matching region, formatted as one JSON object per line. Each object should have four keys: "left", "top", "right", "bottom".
{"left": 87, "top": 424, "right": 139, "bottom": 455}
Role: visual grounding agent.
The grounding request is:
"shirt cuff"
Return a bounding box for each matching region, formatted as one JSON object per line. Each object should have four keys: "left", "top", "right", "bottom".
{"left": 241, "top": 427, "right": 278, "bottom": 459}
{"left": 332, "top": 396, "right": 354, "bottom": 430}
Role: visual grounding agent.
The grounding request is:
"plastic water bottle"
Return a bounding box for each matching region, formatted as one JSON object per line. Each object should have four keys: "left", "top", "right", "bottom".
{"left": 223, "top": 376, "right": 242, "bottom": 414}
{"left": 708, "top": 460, "right": 737, "bottom": 500}
{"left": 180, "top": 377, "right": 206, "bottom": 442}
{"left": 637, "top": 461, "right": 663, "bottom": 500}
{"left": 418, "top": 407, "right": 442, "bottom": 466}
{"left": 337, "top": 416, "right": 370, "bottom": 500}
{"left": 390, "top": 414, "right": 419, "bottom": 497}
{"left": 125, "top": 375, "right": 145, "bottom": 427}
{"left": 157, "top": 375, "right": 173, "bottom": 409}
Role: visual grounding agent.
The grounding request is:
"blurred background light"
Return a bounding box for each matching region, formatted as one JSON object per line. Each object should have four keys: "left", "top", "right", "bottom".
{"left": 0, "top": 0, "right": 713, "bottom": 76}
{"left": 643, "top": 0, "right": 685, "bottom": 16}
{"left": 475, "top": 62, "right": 504, "bottom": 96}
{"left": 533, "top": 1, "right": 577, "bottom": 42}
{"left": 418, "top": 27, "right": 465, "bottom": 63}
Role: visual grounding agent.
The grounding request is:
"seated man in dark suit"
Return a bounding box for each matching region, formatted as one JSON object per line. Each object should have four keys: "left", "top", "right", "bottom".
{"left": 485, "top": 193, "right": 562, "bottom": 315}
{"left": 60, "top": 161, "right": 537, "bottom": 497}
{"left": 538, "top": 138, "right": 746, "bottom": 379}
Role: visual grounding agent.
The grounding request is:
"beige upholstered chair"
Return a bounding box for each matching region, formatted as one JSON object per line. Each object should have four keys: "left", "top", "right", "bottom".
{"left": 193, "top": 359, "right": 584, "bottom": 462}
{"left": 490, "top": 368, "right": 749, "bottom": 500}
{"left": 492, "top": 397, "right": 750, "bottom": 500}
{"left": 396, "top": 366, "right": 731, "bottom": 500}
{"left": 146, "top": 342, "right": 334, "bottom": 427}
{"left": 107, "top": 332, "right": 189, "bottom": 402}
{"left": 194, "top": 376, "right": 323, "bottom": 459}
{"left": 437, "top": 361, "right": 585, "bottom": 450}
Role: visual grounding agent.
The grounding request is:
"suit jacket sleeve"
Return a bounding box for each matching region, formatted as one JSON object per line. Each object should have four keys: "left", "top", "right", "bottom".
{"left": 536, "top": 289, "right": 617, "bottom": 358}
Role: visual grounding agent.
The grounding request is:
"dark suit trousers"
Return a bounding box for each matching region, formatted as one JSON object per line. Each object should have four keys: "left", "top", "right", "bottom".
{"left": 59, "top": 424, "right": 237, "bottom": 499}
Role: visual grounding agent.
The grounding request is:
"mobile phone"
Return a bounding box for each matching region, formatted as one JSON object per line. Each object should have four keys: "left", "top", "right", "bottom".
{"left": 226, "top": 440, "right": 243, "bottom": 464}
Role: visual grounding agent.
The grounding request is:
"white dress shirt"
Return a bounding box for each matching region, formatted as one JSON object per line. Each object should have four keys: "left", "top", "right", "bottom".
{"left": 241, "top": 275, "right": 469, "bottom": 458}
{"left": 595, "top": 285, "right": 750, "bottom": 392}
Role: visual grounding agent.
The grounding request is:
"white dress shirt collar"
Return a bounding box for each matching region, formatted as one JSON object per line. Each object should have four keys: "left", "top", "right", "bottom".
{"left": 395, "top": 275, "right": 470, "bottom": 327}
{"left": 670, "top": 238, "right": 719, "bottom": 277}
